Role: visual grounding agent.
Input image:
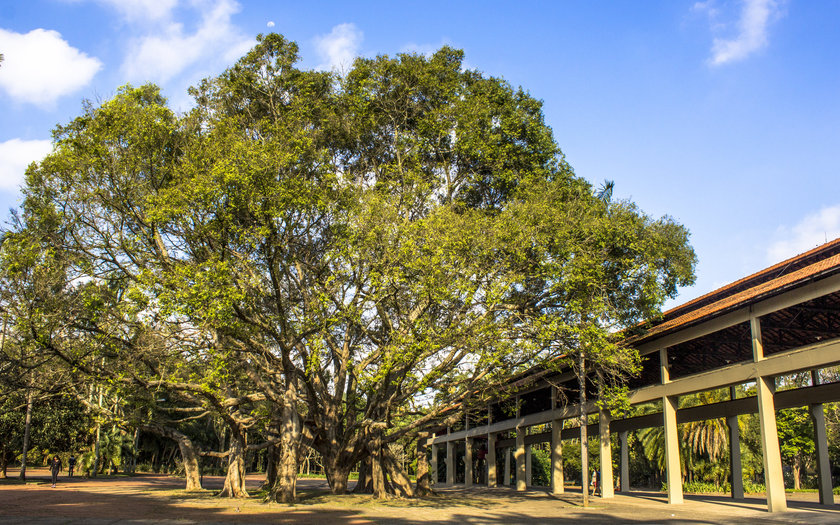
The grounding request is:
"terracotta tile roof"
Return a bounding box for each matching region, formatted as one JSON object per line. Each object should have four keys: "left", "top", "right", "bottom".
{"left": 628, "top": 238, "right": 840, "bottom": 346}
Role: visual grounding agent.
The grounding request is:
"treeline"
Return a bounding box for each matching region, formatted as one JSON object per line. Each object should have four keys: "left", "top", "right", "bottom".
{"left": 0, "top": 34, "right": 695, "bottom": 502}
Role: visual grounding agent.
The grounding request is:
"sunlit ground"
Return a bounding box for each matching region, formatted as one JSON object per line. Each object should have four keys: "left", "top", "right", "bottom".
{"left": 1, "top": 468, "right": 838, "bottom": 524}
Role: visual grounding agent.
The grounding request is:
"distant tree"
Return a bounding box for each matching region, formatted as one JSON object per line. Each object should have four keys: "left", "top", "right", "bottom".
{"left": 777, "top": 408, "right": 814, "bottom": 490}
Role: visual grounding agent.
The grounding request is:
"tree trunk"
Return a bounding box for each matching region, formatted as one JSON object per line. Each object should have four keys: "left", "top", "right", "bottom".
{"left": 383, "top": 445, "right": 414, "bottom": 498}
{"left": 578, "top": 356, "right": 589, "bottom": 508}
{"left": 271, "top": 389, "right": 301, "bottom": 503}
{"left": 325, "top": 456, "right": 352, "bottom": 495}
{"left": 130, "top": 427, "right": 140, "bottom": 475}
{"left": 18, "top": 390, "right": 32, "bottom": 481}
{"left": 792, "top": 455, "right": 801, "bottom": 490}
{"left": 353, "top": 456, "right": 372, "bottom": 493}
{"left": 415, "top": 433, "right": 433, "bottom": 496}
{"left": 262, "top": 443, "right": 279, "bottom": 490}
{"left": 219, "top": 433, "right": 248, "bottom": 498}
{"left": 369, "top": 432, "right": 389, "bottom": 499}
{"left": 92, "top": 387, "right": 104, "bottom": 478}
{"left": 1, "top": 446, "right": 9, "bottom": 478}
{"left": 177, "top": 434, "right": 202, "bottom": 491}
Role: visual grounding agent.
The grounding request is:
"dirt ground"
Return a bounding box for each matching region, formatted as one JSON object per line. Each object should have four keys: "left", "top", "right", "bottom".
{"left": 1, "top": 468, "right": 839, "bottom": 524}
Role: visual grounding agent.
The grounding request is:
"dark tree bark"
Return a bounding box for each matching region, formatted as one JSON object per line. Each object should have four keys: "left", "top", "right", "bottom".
{"left": 369, "top": 432, "right": 388, "bottom": 499}
{"left": 415, "top": 433, "right": 433, "bottom": 496}
{"left": 262, "top": 443, "right": 280, "bottom": 490}
{"left": 271, "top": 386, "right": 301, "bottom": 503}
{"left": 578, "top": 353, "right": 589, "bottom": 508}
{"left": 18, "top": 390, "right": 32, "bottom": 481}
{"left": 140, "top": 424, "right": 203, "bottom": 491}
{"left": 218, "top": 432, "right": 248, "bottom": 498}
{"left": 382, "top": 446, "right": 414, "bottom": 498}
{"left": 353, "top": 456, "right": 372, "bottom": 493}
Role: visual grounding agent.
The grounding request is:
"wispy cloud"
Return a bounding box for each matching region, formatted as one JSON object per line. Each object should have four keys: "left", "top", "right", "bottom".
{"left": 766, "top": 204, "right": 840, "bottom": 263}
{"left": 314, "top": 23, "right": 363, "bottom": 73}
{"left": 95, "top": 0, "right": 178, "bottom": 22}
{"left": 696, "top": 0, "right": 784, "bottom": 66}
{"left": 0, "top": 28, "right": 102, "bottom": 107}
{"left": 119, "top": 0, "right": 252, "bottom": 85}
{"left": 0, "top": 139, "right": 53, "bottom": 191}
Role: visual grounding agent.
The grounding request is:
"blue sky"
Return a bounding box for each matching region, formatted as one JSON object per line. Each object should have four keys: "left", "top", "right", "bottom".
{"left": 1, "top": 0, "right": 839, "bottom": 309}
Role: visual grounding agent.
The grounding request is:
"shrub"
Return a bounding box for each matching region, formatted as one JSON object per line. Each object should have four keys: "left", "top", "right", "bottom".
{"left": 743, "top": 481, "right": 765, "bottom": 494}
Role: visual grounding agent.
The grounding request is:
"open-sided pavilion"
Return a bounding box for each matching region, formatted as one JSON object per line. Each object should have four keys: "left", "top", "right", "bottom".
{"left": 428, "top": 238, "right": 840, "bottom": 513}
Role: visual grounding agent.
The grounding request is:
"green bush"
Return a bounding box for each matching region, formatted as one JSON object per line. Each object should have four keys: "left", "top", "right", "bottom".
{"left": 662, "top": 481, "right": 730, "bottom": 494}
{"left": 833, "top": 486, "right": 840, "bottom": 495}
{"left": 682, "top": 481, "right": 729, "bottom": 494}
{"left": 743, "top": 481, "right": 765, "bottom": 494}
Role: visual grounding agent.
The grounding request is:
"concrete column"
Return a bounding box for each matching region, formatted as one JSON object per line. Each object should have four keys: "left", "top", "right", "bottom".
{"left": 728, "top": 386, "right": 744, "bottom": 499}
{"left": 727, "top": 415, "right": 744, "bottom": 499}
{"left": 619, "top": 430, "right": 630, "bottom": 493}
{"left": 446, "top": 441, "right": 455, "bottom": 485}
{"left": 551, "top": 419, "right": 564, "bottom": 494}
{"left": 752, "top": 316, "right": 786, "bottom": 513}
{"left": 810, "top": 370, "right": 834, "bottom": 506}
{"left": 660, "top": 347, "right": 683, "bottom": 505}
{"left": 756, "top": 375, "right": 786, "bottom": 512}
{"left": 488, "top": 433, "right": 497, "bottom": 487}
{"left": 599, "top": 409, "right": 614, "bottom": 498}
{"left": 515, "top": 429, "right": 526, "bottom": 491}
{"left": 663, "top": 395, "right": 683, "bottom": 504}
{"left": 465, "top": 437, "right": 474, "bottom": 487}
{"left": 431, "top": 443, "right": 438, "bottom": 485}
{"left": 810, "top": 403, "right": 834, "bottom": 506}
{"left": 504, "top": 447, "right": 511, "bottom": 486}
{"left": 525, "top": 446, "right": 532, "bottom": 486}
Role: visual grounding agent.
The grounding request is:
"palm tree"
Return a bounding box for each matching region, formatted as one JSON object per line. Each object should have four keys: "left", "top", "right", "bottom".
{"left": 639, "top": 389, "right": 732, "bottom": 486}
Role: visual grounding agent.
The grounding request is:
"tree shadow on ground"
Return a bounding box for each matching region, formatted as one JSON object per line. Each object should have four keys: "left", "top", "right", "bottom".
{"left": 1, "top": 472, "right": 838, "bottom": 524}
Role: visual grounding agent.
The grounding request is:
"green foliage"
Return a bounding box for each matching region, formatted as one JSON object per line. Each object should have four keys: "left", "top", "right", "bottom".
{"left": 1, "top": 32, "right": 700, "bottom": 497}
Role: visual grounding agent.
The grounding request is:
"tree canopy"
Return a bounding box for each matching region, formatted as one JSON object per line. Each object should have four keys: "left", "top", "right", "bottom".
{"left": 1, "top": 33, "right": 696, "bottom": 501}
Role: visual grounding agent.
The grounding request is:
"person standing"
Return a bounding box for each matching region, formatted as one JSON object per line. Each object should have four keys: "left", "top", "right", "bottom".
{"left": 68, "top": 455, "right": 76, "bottom": 478}
{"left": 49, "top": 456, "right": 61, "bottom": 488}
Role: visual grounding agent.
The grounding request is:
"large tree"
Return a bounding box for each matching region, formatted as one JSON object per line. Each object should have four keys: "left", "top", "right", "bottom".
{"left": 6, "top": 33, "right": 696, "bottom": 502}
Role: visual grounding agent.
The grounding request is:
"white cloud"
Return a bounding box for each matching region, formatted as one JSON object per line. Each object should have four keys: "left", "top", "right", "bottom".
{"left": 0, "top": 28, "right": 102, "bottom": 107}
{"left": 0, "top": 139, "right": 52, "bottom": 191}
{"left": 700, "top": 0, "right": 783, "bottom": 66}
{"left": 120, "top": 0, "right": 252, "bottom": 84}
{"left": 96, "top": 0, "right": 178, "bottom": 22}
{"left": 267, "top": 21, "right": 275, "bottom": 28}
{"left": 766, "top": 204, "right": 840, "bottom": 263}
{"left": 314, "top": 23, "right": 362, "bottom": 73}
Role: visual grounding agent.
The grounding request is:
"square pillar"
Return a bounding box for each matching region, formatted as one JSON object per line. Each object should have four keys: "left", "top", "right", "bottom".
{"left": 752, "top": 316, "right": 786, "bottom": 513}
{"left": 756, "top": 375, "right": 786, "bottom": 512}
{"left": 446, "top": 441, "right": 455, "bottom": 485}
{"left": 728, "top": 387, "right": 743, "bottom": 500}
{"left": 551, "top": 419, "right": 564, "bottom": 494}
{"left": 599, "top": 409, "right": 614, "bottom": 498}
{"left": 619, "top": 430, "right": 630, "bottom": 493}
{"left": 465, "top": 437, "right": 473, "bottom": 487}
{"left": 661, "top": 347, "right": 683, "bottom": 505}
{"left": 431, "top": 443, "right": 438, "bottom": 485}
{"left": 663, "top": 395, "right": 683, "bottom": 504}
{"left": 810, "top": 403, "right": 834, "bottom": 506}
{"left": 487, "top": 433, "right": 497, "bottom": 487}
{"left": 525, "top": 446, "right": 532, "bottom": 486}
{"left": 727, "top": 415, "right": 744, "bottom": 499}
{"left": 504, "top": 447, "right": 511, "bottom": 486}
{"left": 515, "top": 429, "right": 526, "bottom": 491}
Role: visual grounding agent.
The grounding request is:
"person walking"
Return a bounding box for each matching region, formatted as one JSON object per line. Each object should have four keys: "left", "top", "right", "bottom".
{"left": 49, "top": 456, "right": 61, "bottom": 488}
{"left": 68, "top": 455, "right": 76, "bottom": 478}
